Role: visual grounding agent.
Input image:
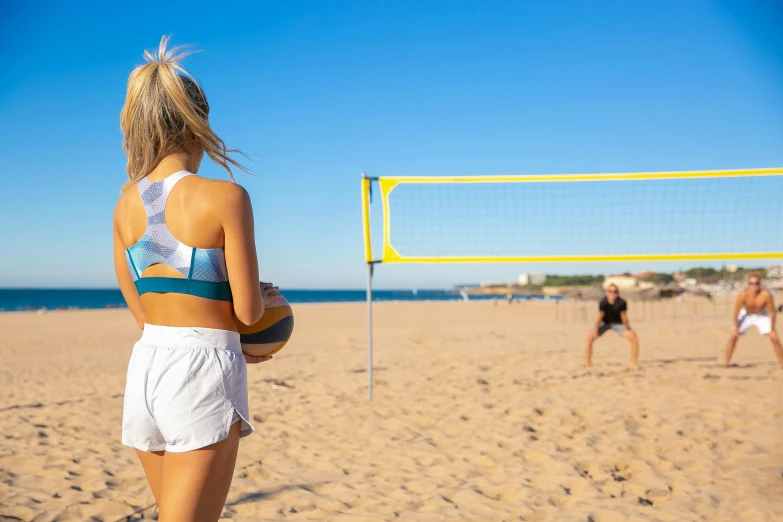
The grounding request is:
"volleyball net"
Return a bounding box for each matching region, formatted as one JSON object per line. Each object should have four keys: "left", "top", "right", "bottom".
{"left": 362, "top": 168, "right": 783, "bottom": 264}
{"left": 359, "top": 167, "right": 783, "bottom": 400}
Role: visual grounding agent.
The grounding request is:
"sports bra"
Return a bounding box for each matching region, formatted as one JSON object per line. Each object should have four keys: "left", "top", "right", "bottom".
{"left": 125, "top": 171, "right": 232, "bottom": 302}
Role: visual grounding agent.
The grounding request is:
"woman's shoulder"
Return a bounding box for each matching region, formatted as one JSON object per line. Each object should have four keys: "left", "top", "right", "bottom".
{"left": 114, "top": 184, "right": 137, "bottom": 220}
{"left": 192, "top": 176, "right": 248, "bottom": 192}
{"left": 191, "top": 177, "right": 250, "bottom": 204}
{"left": 188, "top": 177, "right": 254, "bottom": 223}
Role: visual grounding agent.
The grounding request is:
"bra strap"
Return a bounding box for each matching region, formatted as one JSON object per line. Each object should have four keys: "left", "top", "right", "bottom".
{"left": 137, "top": 171, "right": 193, "bottom": 219}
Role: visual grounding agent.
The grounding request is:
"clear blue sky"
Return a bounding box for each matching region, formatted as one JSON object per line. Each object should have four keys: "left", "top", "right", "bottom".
{"left": 1, "top": 0, "right": 783, "bottom": 289}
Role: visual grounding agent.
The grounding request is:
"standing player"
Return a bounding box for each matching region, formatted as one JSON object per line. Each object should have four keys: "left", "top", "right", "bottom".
{"left": 585, "top": 284, "right": 640, "bottom": 369}
{"left": 114, "top": 37, "right": 280, "bottom": 521}
{"left": 724, "top": 272, "right": 783, "bottom": 368}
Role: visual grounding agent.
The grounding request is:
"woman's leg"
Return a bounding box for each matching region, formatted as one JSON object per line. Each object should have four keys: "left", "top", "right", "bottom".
{"left": 157, "top": 421, "right": 241, "bottom": 522}
{"left": 135, "top": 449, "right": 166, "bottom": 504}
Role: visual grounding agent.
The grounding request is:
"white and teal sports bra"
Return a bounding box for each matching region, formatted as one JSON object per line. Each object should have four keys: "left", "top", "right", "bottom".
{"left": 125, "top": 171, "right": 232, "bottom": 302}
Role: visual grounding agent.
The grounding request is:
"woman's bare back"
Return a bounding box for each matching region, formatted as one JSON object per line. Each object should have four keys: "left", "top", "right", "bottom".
{"left": 114, "top": 156, "right": 262, "bottom": 330}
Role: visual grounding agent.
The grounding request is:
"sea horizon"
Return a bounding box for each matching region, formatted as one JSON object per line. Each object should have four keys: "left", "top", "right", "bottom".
{"left": 0, "top": 287, "right": 563, "bottom": 312}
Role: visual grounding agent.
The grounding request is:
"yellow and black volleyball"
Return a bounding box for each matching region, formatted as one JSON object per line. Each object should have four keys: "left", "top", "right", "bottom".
{"left": 236, "top": 292, "right": 294, "bottom": 357}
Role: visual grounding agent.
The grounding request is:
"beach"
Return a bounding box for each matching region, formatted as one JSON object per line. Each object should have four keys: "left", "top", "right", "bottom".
{"left": 1, "top": 299, "right": 781, "bottom": 521}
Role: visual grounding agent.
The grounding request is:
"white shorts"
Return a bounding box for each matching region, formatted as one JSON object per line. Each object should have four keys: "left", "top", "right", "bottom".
{"left": 122, "top": 324, "right": 254, "bottom": 453}
{"left": 737, "top": 309, "right": 772, "bottom": 336}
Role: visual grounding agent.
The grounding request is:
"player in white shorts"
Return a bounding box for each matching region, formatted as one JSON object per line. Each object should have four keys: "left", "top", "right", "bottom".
{"left": 113, "top": 37, "right": 282, "bottom": 521}
{"left": 724, "top": 272, "right": 783, "bottom": 368}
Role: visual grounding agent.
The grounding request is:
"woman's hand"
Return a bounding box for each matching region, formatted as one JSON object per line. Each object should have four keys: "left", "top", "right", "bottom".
{"left": 242, "top": 282, "right": 281, "bottom": 366}
{"left": 243, "top": 353, "right": 273, "bottom": 364}
{"left": 261, "top": 282, "right": 281, "bottom": 306}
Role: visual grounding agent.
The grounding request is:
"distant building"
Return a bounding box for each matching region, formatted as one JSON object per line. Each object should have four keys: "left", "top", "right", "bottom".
{"left": 604, "top": 274, "right": 639, "bottom": 290}
{"left": 768, "top": 264, "right": 783, "bottom": 278}
{"left": 605, "top": 274, "right": 656, "bottom": 291}
{"left": 673, "top": 272, "right": 687, "bottom": 283}
{"left": 518, "top": 273, "right": 546, "bottom": 286}
{"left": 768, "top": 279, "right": 783, "bottom": 291}
{"left": 633, "top": 270, "right": 656, "bottom": 279}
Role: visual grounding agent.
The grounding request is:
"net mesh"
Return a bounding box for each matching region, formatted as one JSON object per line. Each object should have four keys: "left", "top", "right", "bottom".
{"left": 381, "top": 173, "right": 783, "bottom": 261}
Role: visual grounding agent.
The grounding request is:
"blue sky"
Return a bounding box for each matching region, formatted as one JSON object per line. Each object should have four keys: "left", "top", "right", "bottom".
{"left": 1, "top": 0, "right": 783, "bottom": 289}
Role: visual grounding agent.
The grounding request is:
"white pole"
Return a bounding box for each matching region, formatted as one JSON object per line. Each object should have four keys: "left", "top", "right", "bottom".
{"left": 367, "top": 263, "right": 374, "bottom": 401}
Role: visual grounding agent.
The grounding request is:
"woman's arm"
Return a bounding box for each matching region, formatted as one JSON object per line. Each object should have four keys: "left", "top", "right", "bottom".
{"left": 113, "top": 204, "right": 145, "bottom": 329}
{"left": 220, "top": 183, "right": 264, "bottom": 325}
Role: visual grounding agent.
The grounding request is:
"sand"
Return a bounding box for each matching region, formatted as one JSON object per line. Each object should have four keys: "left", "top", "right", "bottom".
{"left": 1, "top": 299, "right": 782, "bottom": 521}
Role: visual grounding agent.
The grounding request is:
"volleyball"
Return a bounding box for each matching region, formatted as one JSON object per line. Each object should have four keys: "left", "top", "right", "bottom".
{"left": 236, "top": 288, "right": 294, "bottom": 357}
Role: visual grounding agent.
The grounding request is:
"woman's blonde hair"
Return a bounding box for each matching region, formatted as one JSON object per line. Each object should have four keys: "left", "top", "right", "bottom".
{"left": 120, "top": 36, "right": 249, "bottom": 190}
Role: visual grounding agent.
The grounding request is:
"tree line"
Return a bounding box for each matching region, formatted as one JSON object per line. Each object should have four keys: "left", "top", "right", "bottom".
{"left": 543, "top": 266, "right": 769, "bottom": 287}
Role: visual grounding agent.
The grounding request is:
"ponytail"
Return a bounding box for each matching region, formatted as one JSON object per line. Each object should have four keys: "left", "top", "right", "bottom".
{"left": 120, "top": 36, "right": 250, "bottom": 190}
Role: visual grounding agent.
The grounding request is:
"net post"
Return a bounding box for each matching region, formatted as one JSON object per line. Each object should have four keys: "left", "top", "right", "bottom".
{"left": 362, "top": 172, "right": 375, "bottom": 402}
{"left": 366, "top": 262, "right": 374, "bottom": 402}
{"left": 361, "top": 173, "right": 373, "bottom": 263}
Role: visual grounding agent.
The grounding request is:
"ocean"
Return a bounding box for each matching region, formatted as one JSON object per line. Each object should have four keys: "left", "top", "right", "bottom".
{"left": 0, "top": 288, "right": 563, "bottom": 312}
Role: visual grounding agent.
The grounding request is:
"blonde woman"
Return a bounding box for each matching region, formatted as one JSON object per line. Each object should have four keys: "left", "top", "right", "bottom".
{"left": 114, "top": 37, "right": 277, "bottom": 521}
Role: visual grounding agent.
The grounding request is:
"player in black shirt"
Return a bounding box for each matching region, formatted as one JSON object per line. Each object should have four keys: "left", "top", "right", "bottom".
{"left": 585, "top": 283, "right": 639, "bottom": 369}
